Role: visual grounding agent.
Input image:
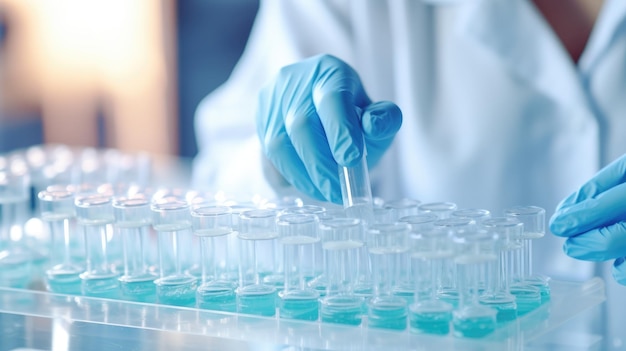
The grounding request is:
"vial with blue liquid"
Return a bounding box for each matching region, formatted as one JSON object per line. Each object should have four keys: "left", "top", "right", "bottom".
{"left": 113, "top": 194, "right": 157, "bottom": 302}
{"left": 191, "top": 204, "right": 237, "bottom": 312}
{"left": 151, "top": 195, "right": 197, "bottom": 307}
{"left": 39, "top": 187, "right": 82, "bottom": 294}
{"left": 75, "top": 193, "right": 121, "bottom": 298}
{"left": 236, "top": 209, "right": 278, "bottom": 316}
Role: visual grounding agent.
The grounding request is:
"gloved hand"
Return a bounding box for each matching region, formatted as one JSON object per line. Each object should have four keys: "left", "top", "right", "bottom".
{"left": 256, "top": 54, "right": 402, "bottom": 204}
{"left": 549, "top": 153, "right": 626, "bottom": 285}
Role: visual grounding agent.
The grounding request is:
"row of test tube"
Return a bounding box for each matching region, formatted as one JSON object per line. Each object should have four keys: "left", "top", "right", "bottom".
{"left": 8, "top": 187, "right": 550, "bottom": 337}
{"left": 0, "top": 147, "right": 551, "bottom": 338}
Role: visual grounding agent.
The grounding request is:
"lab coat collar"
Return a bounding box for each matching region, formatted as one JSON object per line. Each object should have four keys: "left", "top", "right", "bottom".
{"left": 457, "top": 0, "right": 626, "bottom": 107}
{"left": 579, "top": 0, "right": 626, "bottom": 74}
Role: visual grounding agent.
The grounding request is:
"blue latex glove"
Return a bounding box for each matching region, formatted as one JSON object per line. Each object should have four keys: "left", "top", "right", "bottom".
{"left": 256, "top": 54, "right": 402, "bottom": 203}
{"left": 549, "top": 153, "right": 626, "bottom": 285}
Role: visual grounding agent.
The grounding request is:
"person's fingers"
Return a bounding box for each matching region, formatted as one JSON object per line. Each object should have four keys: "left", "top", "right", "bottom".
{"left": 257, "top": 87, "right": 326, "bottom": 201}
{"left": 264, "top": 130, "right": 327, "bottom": 202}
{"left": 612, "top": 257, "right": 626, "bottom": 285}
{"left": 556, "top": 154, "right": 626, "bottom": 209}
{"left": 284, "top": 103, "right": 343, "bottom": 204}
{"left": 550, "top": 182, "right": 626, "bottom": 237}
{"left": 313, "top": 55, "right": 371, "bottom": 167}
{"left": 563, "top": 221, "right": 626, "bottom": 261}
{"left": 361, "top": 101, "right": 403, "bottom": 167}
{"left": 316, "top": 91, "right": 365, "bottom": 167}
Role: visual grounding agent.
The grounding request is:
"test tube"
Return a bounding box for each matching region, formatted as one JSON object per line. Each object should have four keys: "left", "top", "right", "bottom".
{"left": 227, "top": 202, "right": 260, "bottom": 281}
{"left": 277, "top": 213, "right": 320, "bottom": 320}
{"left": 407, "top": 227, "right": 454, "bottom": 335}
{"left": 318, "top": 218, "right": 365, "bottom": 325}
{"left": 481, "top": 217, "right": 539, "bottom": 316}
{"left": 151, "top": 196, "right": 197, "bottom": 306}
{"left": 339, "top": 153, "right": 373, "bottom": 224}
{"left": 236, "top": 209, "right": 279, "bottom": 316}
{"left": 372, "top": 206, "right": 395, "bottom": 224}
{"left": 366, "top": 222, "right": 411, "bottom": 330}
{"left": 451, "top": 208, "right": 492, "bottom": 226}
{"left": 39, "top": 188, "right": 82, "bottom": 294}
{"left": 113, "top": 195, "right": 157, "bottom": 302}
{"left": 75, "top": 193, "right": 120, "bottom": 298}
{"left": 385, "top": 198, "right": 421, "bottom": 221}
{"left": 419, "top": 202, "right": 458, "bottom": 219}
{"left": 396, "top": 213, "right": 439, "bottom": 303}
{"left": 191, "top": 204, "right": 237, "bottom": 312}
{"left": 432, "top": 217, "right": 475, "bottom": 307}
{"left": 504, "top": 206, "right": 550, "bottom": 302}
{"left": 282, "top": 205, "right": 326, "bottom": 292}
{"left": 0, "top": 158, "right": 32, "bottom": 288}
{"left": 452, "top": 229, "right": 498, "bottom": 338}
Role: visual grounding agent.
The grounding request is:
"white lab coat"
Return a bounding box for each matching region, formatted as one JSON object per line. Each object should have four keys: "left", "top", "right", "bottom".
{"left": 194, "top": 0, "right": 626, "bottom": 347}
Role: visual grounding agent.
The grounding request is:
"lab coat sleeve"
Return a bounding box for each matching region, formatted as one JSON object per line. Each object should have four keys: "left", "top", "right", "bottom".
{"left": 192, "top": 0, "right": 357, "bottom": 200}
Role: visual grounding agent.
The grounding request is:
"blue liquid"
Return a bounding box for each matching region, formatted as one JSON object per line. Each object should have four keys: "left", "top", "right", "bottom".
{"left": 81, "top": 275, "right": 121, "bottom": 299}
{"left": 408, "top": 301, "right": 453, "bottom": 335}
{"left": 354, "top": 285, "right": 373, "bottom": 314}
{"left": 0, "top": 256, "right": 32, "bottom": 288}
{"left": 409, "top": 311, "right": 452, "bottom": 335}
{"left": 120, "top": 279, "right": 157, "bottom": 303}
{"left": 479, "top": 294, "right": 517, "bottom": 324}
{"left": 392, "top": 288, "right": 415, "bottom": 306}
{"left": 452, "top": 305, "right": 497, "bottom": 338}
{"left": 155, "top": 276, "right": 197, "bottom": 307}
{"left": 279, "top": 293, "right": 319, "bottom": 321}
{"left": 368, "top": 297, "right": 408, "bottom": 331}
{"left": 492, "top": 304, "right": 517, "bottom": 323}
{"left": 453, "top": 316, "right": 497, "bottom": 338}
{"left": 510, "top": 285, "right": 541, "bottom": 316}
{"left": 46, "top": 270, "right": 82, "bottom": 295}
{"left": 438, "top": 290, "right": 460, "bottom": 309}
{"left": 307, "top": 276, "right": 327, "bottom": 298}
{"left": 237, "top": 285, "right": 276, "bottom": 316}
{"left": 321, "top": 296, "right": 363, "bottom": 326}
{"left": 528, "top": 281, "right": 551, "bottom": 303}
{"left": 538, "top": 284, "right": 551, "bottom": 303}
{"left": 197, "top": 284, "right": 237, "bottom": 312}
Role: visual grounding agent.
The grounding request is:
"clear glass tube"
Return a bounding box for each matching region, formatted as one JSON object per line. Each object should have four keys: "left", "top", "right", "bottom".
{"left": 481, "top": 217, "right": 540, "bottom": 317}
{"left": 75, "top": 193, "right": 120, "bottom": 298}
{"left": 419, "top": 202, "right": 458, "bottom": 219}
{"left": 113, "top": 194, "right": 157, "bottom": 302}
{"left": 236, "top": 209, "right": 278, "bottom": 316}
{"left": 39, "top": 188, "right": 82, "bottom": 294}
{"left": 277, "top": 213, "right": 320, "bottom": 320}
{"left": 396, "top": 214, "right": 439, "bottom": 302}
{"left": 372, "top": 206, "right": 395, "bottom": 224}
{"left": 191, "top": 204, "right": 237, "bottom": 312}
{"left": 452, "top": 229, "right": 498, "bottom": 337}
{"left": 451, "top": 209, "right": 491, "bottom": 226}
{"left": 339, "top": 154, "right": 373, "bottom": 224}
{"left": 0, "top": 158, "right": 32, "bottom": 288}
{"left": 385, "top": 198, "right": 421, "bottom": 221}
{"left": 319, "top": 218, "right": 365, "bottom": 326}
{"left": 504, "top": 206, "right": 550, "bottom": 302}
{"left": 432, "top": 217, "right": 474, "bottom": 307}
{"left": 282, "top": 204, "right": 327, "bottom": 294}
{"left": 407, "top": 228, "right": 454, "bottom": 335}
{"left": 226, "top": 202, "right": 258, "bottom": 282}
{"left": 366, "top": 222, "right": 410, "bottom": 330}
{"left": 150, "top": 196, "right": 197, "bottom": 306}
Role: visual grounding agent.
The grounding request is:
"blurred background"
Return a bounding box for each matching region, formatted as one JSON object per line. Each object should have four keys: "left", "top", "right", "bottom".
{"left": 0, "top": 0, "right": 259, "bottom": 158}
